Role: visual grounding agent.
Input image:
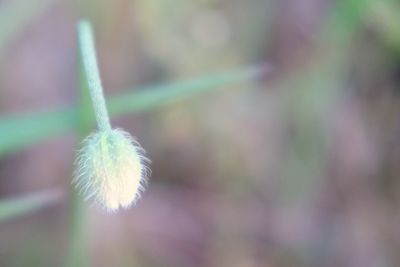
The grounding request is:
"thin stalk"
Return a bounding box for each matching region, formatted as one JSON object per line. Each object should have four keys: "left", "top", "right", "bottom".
{"left": 77, "top": 21, "right": 111, "bottom": 132}
{"left": 65, "top": 20, "right": 101, "bottom": 267}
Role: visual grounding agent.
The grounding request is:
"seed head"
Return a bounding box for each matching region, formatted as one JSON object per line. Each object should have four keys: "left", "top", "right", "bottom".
{"left": 73, "top": 129, "right": 148, "bottom": 211}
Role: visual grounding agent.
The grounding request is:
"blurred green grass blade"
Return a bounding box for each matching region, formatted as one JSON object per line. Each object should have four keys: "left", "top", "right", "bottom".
{"left": 109, "top": 66, "right": 263, "bottom": 116}
{"left": 0, "top": 109, "right": 77, "bottom": 156}
{"left": 0, "top": 66, "right": 264, "bottom": 157}
{"left": 0, "top": 0, "right": 55, "bottom": 54}
{"left": 368, "top": 0, "right": 400, "bottom": 55}
{"left": 0, "top": 190, "right": 60, "bottom": 223}
{"left": 277, "top": 0, "right": 370, "bottom": 203}
{"left": 65, "top": 42, "right": 92, "bottom": 267}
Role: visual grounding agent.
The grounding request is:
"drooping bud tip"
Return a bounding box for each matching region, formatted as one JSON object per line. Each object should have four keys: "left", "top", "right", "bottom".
{"left": 73, "top": 129, "right": 149, "bottom": 211}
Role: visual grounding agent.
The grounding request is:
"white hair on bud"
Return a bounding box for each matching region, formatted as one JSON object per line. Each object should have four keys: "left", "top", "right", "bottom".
{"left": 73, "top": 129, "right": 149, "bottom": 211}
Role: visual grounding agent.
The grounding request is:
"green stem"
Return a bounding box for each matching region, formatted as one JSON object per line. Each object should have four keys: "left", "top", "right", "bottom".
{"left": 77, "top": 20, "right": 111, "bottom": 132}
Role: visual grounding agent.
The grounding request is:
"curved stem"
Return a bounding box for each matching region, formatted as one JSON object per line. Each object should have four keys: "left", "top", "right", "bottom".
{"left": 78, "top": 20, "right": 111, "bottom": 132}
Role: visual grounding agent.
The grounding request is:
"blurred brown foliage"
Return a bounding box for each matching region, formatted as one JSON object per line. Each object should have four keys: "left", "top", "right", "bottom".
{"left": 0, "top": 0, "right": 400, "bottom": 267}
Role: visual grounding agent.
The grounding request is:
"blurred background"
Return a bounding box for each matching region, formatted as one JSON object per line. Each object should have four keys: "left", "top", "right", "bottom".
{"left": 0, "top": 0, "right": 400, "bottom": 266}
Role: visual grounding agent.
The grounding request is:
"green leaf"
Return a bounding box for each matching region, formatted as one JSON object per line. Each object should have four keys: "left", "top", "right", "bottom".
{"left": 0, "top": 66, "right": 264, "bottom": 157}
{"left": 0, "top": 190, "right": 60, "bottom": 223}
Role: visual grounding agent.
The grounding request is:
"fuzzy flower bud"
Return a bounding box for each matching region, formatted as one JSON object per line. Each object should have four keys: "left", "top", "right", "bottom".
{"left": 73, "top": 129, "right": 148, "bottom": 211}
